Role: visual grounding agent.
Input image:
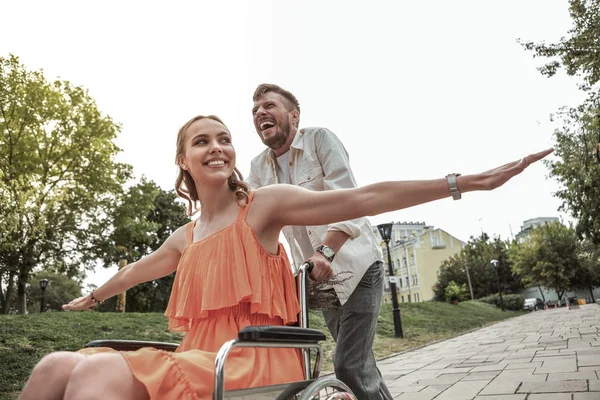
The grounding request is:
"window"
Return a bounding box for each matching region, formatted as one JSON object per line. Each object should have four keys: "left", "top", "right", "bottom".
{"left": 407, "top": 294, "right": 411, "bottom": 303}
{"left": 401, "top": 296, "right": 404, "bottom": 303}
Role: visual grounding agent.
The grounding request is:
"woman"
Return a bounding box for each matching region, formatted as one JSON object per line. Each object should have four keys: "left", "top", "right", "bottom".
{"left": 19, "top": 115, "right": 552, "bottom": 400}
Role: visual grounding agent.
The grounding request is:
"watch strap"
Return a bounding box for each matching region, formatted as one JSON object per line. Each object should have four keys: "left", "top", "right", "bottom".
{"left": 316, "top": 245, "right": 335, "bottom": 262}
{"left": 446, "top": 173, "right": 461, "bottom": 200}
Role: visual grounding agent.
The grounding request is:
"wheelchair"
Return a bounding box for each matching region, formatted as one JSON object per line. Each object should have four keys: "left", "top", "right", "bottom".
{"left": 84, "top": 262, "right": 356, "bottom": 400}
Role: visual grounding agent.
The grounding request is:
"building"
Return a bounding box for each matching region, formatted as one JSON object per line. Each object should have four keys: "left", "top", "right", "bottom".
{"left": 515, "top": 217, "right": 560, "bottom": 242}
{"left": 372, "top": 221, "right": 466, "bottom": 303}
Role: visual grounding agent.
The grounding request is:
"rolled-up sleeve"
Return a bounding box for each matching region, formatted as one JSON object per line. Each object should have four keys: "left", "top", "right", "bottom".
{"left": 314, "top": 129, "right": 362, "bottom": 240}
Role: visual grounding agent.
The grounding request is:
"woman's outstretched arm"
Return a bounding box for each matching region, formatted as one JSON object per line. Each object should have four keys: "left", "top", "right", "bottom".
{"left": 62, "top": 225, "right": 187, "bottom": 311}
{"left": 254, "top": 148, "right": 553, "bottom": 231}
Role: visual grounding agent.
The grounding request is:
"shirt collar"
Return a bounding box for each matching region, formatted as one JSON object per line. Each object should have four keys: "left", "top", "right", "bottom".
{"left": 266, "top": 128, "right": 305, "bottom": 164}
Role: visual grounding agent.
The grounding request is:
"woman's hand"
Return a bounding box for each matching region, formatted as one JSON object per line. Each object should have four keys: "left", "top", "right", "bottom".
{"left": 471, "top": 148, "right": 554, "bottom": 191}
{"left": 62, "top": 294, "right": 95, "bottom": 311}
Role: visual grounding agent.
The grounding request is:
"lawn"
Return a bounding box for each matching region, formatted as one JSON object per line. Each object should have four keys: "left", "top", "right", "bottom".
{"left": 0, "top": 301, "right": 523, "bottom": 399}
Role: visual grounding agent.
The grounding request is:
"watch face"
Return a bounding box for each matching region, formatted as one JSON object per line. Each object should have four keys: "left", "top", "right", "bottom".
{"left": 320, "top": 246, "right": 335, "bottom": 259}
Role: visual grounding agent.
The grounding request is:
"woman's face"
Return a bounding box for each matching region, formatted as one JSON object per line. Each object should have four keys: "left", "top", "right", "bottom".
{"left": 180, "top": 118, "right": 236, "bottom": 186}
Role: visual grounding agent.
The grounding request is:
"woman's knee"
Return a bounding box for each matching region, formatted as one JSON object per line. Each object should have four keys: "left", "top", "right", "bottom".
{"left": 30, "top": 351, "right": 85, "bottom": 383}
{"left": 64, "top": 353, "right": 147, "bottom": 400}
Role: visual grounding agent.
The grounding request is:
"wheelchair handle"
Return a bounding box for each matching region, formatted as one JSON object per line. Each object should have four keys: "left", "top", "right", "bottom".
{"left": 301, "top": 261, "right": 314, "bottom": 274}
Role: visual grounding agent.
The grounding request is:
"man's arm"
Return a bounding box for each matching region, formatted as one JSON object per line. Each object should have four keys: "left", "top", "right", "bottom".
{"left": 308, "top": 129, "right": 360, "bottom": 281}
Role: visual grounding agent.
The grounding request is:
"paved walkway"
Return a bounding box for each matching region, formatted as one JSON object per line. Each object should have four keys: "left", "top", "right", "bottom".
{"left": 377, "top": 304, "right": 600, "bottom": 400}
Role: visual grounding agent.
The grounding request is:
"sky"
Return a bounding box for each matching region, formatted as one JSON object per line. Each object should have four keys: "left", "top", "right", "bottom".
{"left": 1, "top": 1, "right": 586, "bottom": 287}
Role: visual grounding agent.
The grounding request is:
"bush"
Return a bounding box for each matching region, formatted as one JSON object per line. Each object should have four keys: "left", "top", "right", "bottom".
{"left": 502, "top": 294, "right": 524, "bottom": 311}
{"left": 444, "top": 281, "right": 469, "bottom": 303}
{"left": 477, "top": 293, "right": 523, "bottom": 311}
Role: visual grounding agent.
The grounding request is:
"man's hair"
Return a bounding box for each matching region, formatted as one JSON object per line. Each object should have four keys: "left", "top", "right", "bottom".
{"left": 253, "top": 83, "right": 301, "bottom": 113}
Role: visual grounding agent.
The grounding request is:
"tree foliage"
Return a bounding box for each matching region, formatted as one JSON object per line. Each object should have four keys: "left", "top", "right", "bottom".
{"left": 435, "top": 234, "right": 523, "bottom": 301}
{"left": 545, "top": 103, "right": 600, "bottom": 244}
{"left": 519, "top": 0, "right": 600, "bottom": 92}
{"left": 509, "top": 222, "right": 582, "bottom": 299}
{"left": 0, "top": 54, "right": 131, "bottom": 313}
{"left": 520, "top": 0, "right": 600, "bottom": 244}
{"left": 90, "top": 179, "right": 190, "bottom": 313}
{"left": 25, "top": 270, "right": 82, "bottom": 313}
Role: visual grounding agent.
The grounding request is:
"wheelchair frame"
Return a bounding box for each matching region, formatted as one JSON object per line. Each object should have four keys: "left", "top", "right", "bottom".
{"left": 84, "top": 262, "right": 356, "bottom": 399}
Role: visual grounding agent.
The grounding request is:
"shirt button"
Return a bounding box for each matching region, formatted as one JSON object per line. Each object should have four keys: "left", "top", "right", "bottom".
{"left": 289, "top": 162, "right": 293, "bottom": 166}
{"left": 307, "top": 176, "right": 311, "bottom": 180}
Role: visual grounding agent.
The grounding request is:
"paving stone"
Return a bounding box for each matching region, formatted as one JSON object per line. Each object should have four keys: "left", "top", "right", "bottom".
{"left": 517, "top": 380, "right": 588, "bottom": 393}
{"left": 479, "top": 380, "right": 521, "bottom": 395}
{"left": 471, "top": 364, "right": 507, "bottom": 372}
{"left": 527, "top": 394, "right": 572, "bottom": 400}
{"left": 461, "top": 371, "right": 501, "bottom": 382}
{"left": 415, "top": 373, "right": 468, "bottom": 386}
{"left": 435, "top": 380, "right": 489, "bottom": 400}
{"left": 505, "top": 361, "right": 542, "bottom": 370}
{"left": 573, "top": 394, "right": 600, "bottom": 400}
{"left": 579, "top": 354, "right": 600, "bottom": 367}
{"left": 473, "top": 396, "right": 526, "bottom": 400}
{"left": 546, "top": 371, "right": 598, "bottom": 381}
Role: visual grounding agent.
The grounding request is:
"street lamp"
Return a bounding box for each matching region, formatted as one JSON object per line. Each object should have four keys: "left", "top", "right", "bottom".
{"left": 39, "top": 279, "right": 49, "bottom": 313}
{"left": 377, "top": 223, "right": 404, "bottom": 338}
{"left": 490, "top": 260, "right": 505, "bottom": 312}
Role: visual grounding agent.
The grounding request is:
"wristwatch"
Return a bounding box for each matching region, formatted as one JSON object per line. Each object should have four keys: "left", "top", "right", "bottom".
{"left": 316, "top": 245, "right": 335, "bottom": 262}
{"left": 445, "top": 173, "right": 462, "bottom": 200}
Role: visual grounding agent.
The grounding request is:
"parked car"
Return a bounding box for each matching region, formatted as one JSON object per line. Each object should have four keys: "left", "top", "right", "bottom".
{"left": 523, "top": 298, "right": 545, "bottom": 311}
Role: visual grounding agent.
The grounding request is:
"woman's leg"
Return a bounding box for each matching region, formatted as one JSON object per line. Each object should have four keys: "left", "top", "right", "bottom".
{"left": 63, "top": 353, "right": 148, "bottom": 400}
{"left": 19, "top": 351, "right": 85, "bottom": 400}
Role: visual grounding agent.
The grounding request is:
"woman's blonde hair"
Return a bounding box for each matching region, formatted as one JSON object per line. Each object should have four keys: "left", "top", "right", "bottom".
{"left": 175, "top": 115, "right": 249, "bottom": 215}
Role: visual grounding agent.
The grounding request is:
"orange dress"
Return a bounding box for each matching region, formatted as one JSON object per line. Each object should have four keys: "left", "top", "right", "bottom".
{"left": 81, "top": 193, "right": 304, "bottom": 399}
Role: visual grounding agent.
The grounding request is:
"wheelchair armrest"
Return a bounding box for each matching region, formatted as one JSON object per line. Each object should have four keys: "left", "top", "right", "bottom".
{"left": 238, "top": 326, "right": 326, "bottom": 344}
{"left": 84, "top": 340, "right": 179, "bottom": 352}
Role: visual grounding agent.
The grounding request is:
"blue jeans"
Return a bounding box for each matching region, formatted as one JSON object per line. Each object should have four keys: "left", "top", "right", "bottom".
{"left": 322, "top": 261, "right": 393, "bottom": 400}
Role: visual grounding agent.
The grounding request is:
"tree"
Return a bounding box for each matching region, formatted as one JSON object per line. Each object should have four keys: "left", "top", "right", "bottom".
{"left": 519, "top": 0, "right": 600, "bottom": 92}
{"left": 435, "top": 234, "right": 522, "bottom": 301}
{"left": 546, "top": 103, "right": 600, "bottom": 244}
{"left": 0, "top": 54, "right": 131, "bottom": 314}
{"left": 25, "top": 270, "right": 82, "bottom": 313}
{"left": 509, "top": 222, "right": 582, "bottom": 301}
{"left": 91, "top": 179, "right": 190, "bottom": 313}
{"left": 520, "top": 1, "right": 600, "bottom": 243}
{"left": 575, "top": 238, "right": 600, "bottom": 302}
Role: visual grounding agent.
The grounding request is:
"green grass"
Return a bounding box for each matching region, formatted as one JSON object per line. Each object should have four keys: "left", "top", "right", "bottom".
{"left": 0, "top": 301, "right": 523, "bottom": 399}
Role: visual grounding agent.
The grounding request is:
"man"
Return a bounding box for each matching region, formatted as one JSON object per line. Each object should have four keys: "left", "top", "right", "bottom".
{"left": 247, "top": 83, "right": 393, "bottom": 400}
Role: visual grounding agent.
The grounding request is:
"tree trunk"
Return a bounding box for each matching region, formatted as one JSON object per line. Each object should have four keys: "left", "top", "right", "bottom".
{"left": 589, "top": 286, "right": 595, "bottom": 303}
{"left": 17, "top": 271, "right": 28, "bottom": 314}
{"left": 537, "top": 285, "right": 546, "bottom": 302}
{"left": 555, "top": 290, "right": 564, "bottom": 306}
{"left": 116, "top": 258, "right": 127, "bottom": 312}
{"left": 1, "top": 271, "right": 16, "bottom": 314}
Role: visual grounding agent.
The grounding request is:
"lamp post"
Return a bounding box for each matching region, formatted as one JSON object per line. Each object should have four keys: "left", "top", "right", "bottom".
{"left": 39, "top": 279, "right": 49, "bottom": 313}
{"left": 464, "top": 264, "right": 474, "bottom": 300}
{"left": 377, "top": 223, "right": 404, "bottom": 338}
{"left": 490, "top": 260, "right": 505, "bottom": 311}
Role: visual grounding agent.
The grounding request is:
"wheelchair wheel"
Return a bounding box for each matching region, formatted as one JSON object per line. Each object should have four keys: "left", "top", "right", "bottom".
{"left": 297, "top": 378, "right": 356, "bottom": 400}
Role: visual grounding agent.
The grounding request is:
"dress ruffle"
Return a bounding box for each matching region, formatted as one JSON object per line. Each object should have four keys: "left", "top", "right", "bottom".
{"left": 164, "top": 221, "right": 300, "bottom": 332}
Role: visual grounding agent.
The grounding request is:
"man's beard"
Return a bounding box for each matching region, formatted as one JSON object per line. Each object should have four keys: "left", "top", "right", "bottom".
{"left": 262, "top": 119, "right": 291, "bottom": 150}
